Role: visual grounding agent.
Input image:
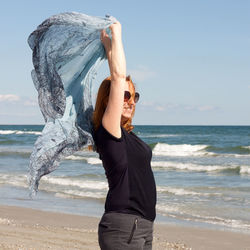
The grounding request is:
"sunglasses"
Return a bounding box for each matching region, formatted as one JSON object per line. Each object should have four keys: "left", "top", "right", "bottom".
{"left": 124, "top": 91, "right": 140, "bottom": 103}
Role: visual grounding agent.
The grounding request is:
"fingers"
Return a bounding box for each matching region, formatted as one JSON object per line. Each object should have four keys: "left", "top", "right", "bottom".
{"left": 108, "top": 22, "right": 122, "bottom": 38}
{"left": 100, "top": 29, "right": 105, "bottom": 39}
{"left": 100, "top": 29, "right": 111, "bottom": 52}
{"left": 100, "top": 21, "right": 121, "bottom": 40}
{"left": 100, "top": 29, "right": 109, "bottom": 41}
{"left": 109, "top": 21, "right": 121, "bottom": 29}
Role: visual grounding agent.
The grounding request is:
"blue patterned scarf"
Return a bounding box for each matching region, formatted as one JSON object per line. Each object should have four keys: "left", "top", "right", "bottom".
{"left": 28, "top": 12, "right": 116, "bottom": 197}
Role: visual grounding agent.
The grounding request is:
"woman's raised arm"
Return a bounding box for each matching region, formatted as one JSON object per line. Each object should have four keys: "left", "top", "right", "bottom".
{"left": 101, "top": 22, "right": 126, "bottom": 138}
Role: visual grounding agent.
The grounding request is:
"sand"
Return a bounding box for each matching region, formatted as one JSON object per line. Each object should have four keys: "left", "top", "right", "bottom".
{"left": 0, "top": 205, "right": 249, "bottom": 250}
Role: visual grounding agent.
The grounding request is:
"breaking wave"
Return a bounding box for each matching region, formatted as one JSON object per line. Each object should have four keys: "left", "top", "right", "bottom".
{"left": 65, "top": 155, "right": 102, "bottom": 164}
{"left": 151, "top": 161, "right": 250, "bottom": 174}
{"left": 0, "top": 130, "right": 41, "bottom": 135}
{"left": 152, "top": 143, "right": 211, "bottom": 157}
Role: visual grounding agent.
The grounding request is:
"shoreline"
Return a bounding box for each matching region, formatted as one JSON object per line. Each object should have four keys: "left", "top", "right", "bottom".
{"left": 2, "top": 183, "right": 249, "bottom": 235}
{"left": 2, "top": 186, "right": 249, "bottom": 235}
{"left": 0, "top": 205, "right": 250, "bottom": 250}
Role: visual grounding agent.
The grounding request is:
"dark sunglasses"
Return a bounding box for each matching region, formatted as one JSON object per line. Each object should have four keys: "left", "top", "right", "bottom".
{"left": 124, "top": 91, "right": 140, "bottom": 103}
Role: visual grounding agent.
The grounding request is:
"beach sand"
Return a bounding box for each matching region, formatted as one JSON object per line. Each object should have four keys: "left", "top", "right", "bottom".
{"left": 0, "top": 205, "right": 249, "bottom": 250}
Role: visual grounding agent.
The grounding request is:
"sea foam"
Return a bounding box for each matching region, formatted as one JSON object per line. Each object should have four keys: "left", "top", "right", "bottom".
{"left": 0, "top": 130, "right": 41, "bottom": 135}
{"left": 156, "top": 203, "right": 250, "bottom": 231}
{"left": 55, "top": 189, "right": 105, "bottom": 199}
{"left": 151, "top": 161, "right": 249, "bottom": 174}
{"left": 156, "top": 186, "right": 221, "bottom": 196}
{"left": 152, "top": 143, "right": 210, "bottom": 157}
{"left": 65, "top": 155, "right": 102, "bottom": 164}
{"left": 240, "top": 166, "right": 250, "bottom": 174}
{"left": 41, "top": 176, "right": 108, "bottom": 190}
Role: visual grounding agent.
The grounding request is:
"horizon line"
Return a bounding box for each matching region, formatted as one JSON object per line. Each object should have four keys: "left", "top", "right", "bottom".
{"left": 0, "top": 124, "right": 250, "bottom": 127}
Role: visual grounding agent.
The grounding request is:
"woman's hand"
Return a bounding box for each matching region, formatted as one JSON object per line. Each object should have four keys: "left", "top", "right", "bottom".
{"left": 100, "top": 29, "right": 111, "bottom": 53}
{"left": 109, "top": 22, "right": 122, "bottom": 39}
{"left": 100, "top": 22, "right": 122, "bottom": 51}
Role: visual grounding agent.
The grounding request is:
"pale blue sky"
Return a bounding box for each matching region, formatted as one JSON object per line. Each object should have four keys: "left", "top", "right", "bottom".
{"left": 0, "top": 0, "right": 249, "bottom": 125}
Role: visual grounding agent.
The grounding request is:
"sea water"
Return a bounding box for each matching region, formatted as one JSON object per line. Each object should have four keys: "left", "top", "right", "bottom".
{"left": 0, "top": 125, "right": 249, "bottom": 233}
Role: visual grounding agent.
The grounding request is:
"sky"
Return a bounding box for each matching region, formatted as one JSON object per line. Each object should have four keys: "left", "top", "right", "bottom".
{"left": 0, "top": 0, "right": 249, "bottom": 125}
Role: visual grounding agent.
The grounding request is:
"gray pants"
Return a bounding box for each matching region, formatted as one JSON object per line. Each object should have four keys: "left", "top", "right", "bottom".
{"left": 98, "top": 212, "right": 153, "bottom": 250}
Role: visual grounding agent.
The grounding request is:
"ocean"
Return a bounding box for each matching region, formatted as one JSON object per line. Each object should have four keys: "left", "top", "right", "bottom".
{"left": 0, "top": 124, "right": 249, "bottom": 233}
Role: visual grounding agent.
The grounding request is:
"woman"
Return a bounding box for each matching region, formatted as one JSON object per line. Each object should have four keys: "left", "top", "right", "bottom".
{"left": 92, "top": 22, "right": 157, "bottom": 250}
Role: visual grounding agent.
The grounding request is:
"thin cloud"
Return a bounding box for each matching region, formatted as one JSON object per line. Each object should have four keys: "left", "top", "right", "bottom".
{"left": 198, "top": 105, "right": 216, "bottom": 111}
{"left": 184, "top": 104, "right": 217, "bottom": 112}
{"left": 24, "top": 98, "right": 38, "bottom": 107}
{"left": 0, "top": 95, "right": 41, "bottom": 123}
{"left": 140, "top": 101, "right": 154, "bottom": 107}
{"left": 128, "top": 65, "right": 156, "bottom": 82}
{"left": 0, "top": 95, "right": 37, "bottom": 106}
{"left": 155, "top": 105, "right": 165, "bottom": 111}
{"left": 0, "top": 94, "right": 20, "bottom": 102}
{"left": 139, "top": 101, "right": 217, "bottom": 112}
{"left": 139, "top": 101, "right": 175, "bottom": 111}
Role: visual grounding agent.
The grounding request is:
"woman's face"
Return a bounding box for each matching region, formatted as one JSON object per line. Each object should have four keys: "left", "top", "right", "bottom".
{"left": 121, "top": 81, "right": 135, "bottom": 119}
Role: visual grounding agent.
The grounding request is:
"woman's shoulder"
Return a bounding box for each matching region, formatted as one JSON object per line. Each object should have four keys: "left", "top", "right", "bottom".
{"left": 94, "top": 123, "right": 124, "bottom": 143}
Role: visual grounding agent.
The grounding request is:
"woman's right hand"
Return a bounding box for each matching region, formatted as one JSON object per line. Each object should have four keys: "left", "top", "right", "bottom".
{"left": 109, "top": 22, "right": 122, "bottom": 39}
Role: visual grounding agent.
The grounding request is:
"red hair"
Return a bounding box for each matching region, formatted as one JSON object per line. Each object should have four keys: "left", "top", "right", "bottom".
{"left": 92, "top": 75, "right": 136, "bottom": 133}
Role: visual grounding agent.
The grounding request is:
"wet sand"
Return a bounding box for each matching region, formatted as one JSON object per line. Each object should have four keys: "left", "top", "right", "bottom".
{"left": 0, "top": 205, "right": 249, "bottom": 250}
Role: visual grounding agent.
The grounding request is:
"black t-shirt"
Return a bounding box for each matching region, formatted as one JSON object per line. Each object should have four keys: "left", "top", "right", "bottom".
{"left": 93, "top": 123, "right": 156, "bottom": 221}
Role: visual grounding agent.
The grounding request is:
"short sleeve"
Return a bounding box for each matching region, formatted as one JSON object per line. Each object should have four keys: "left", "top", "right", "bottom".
{"left": 94, "top": 123, "right": 125, "bottom": 159}
{"left": 99, "top": 123, "right": 123, "bottom": 142}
